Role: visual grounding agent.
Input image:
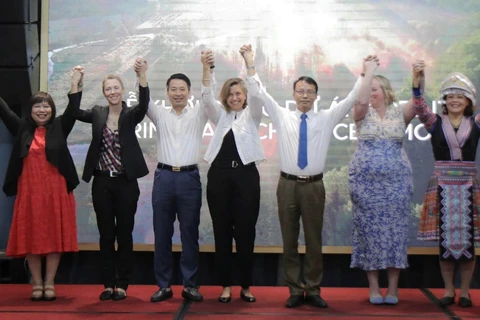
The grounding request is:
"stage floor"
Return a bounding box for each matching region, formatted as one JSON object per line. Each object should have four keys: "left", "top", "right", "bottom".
{"left": 0, "top": 285, "right": 478, "bottom": 319}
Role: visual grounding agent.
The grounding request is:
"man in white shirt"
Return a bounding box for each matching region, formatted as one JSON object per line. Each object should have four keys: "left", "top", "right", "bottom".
{"left": 243, "top": 44, "right": 378, "bottom": 308}
{"left": 135, "top": 52, "right": 215, "bottom": 303}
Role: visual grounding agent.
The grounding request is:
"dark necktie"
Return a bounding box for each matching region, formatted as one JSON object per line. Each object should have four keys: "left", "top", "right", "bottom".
{"left": 298, "top": 113, "right": 308, "bottom": 169}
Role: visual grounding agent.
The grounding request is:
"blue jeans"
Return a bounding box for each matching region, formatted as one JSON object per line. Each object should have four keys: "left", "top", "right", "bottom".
{"left": 152, "top": 168, "right": 202, "bottom": 288}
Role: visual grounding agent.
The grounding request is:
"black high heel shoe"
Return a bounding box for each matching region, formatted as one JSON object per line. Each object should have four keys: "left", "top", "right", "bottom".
{"left": 240, "top": 290, "right": 256, "bottom": 302}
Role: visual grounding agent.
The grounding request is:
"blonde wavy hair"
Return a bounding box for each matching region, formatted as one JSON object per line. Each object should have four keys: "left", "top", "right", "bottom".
{"left": 373, "top": 75, "right": 396, "bottom": 106}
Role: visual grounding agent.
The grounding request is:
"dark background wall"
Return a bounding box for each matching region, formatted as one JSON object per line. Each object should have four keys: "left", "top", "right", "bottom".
{"left": 3, "top": 252, "right": 480, "bottom": 291}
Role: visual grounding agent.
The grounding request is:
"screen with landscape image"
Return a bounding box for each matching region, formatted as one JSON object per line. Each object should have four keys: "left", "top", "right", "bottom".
{"left": 47, "top": 0, "right": 480, "bottom": 250}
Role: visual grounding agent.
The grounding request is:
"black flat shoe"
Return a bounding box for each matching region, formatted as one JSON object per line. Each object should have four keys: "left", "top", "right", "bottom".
{"left": 99, "top": 289, "right": 113, "bottom": 301}
{"left": 218, "top": 295, "right": 232, "bottom": 303}
{"left": 112, "top": 290, "right": 127, "bottom": 301}
{"left": 240, "top": 290, "right": 256, "bottom": 302}
{"left": 439, "top": 294, "right": 455, "bottom": 306}
{"left": 459, "top": 294, "right": 472, "bottom": 308}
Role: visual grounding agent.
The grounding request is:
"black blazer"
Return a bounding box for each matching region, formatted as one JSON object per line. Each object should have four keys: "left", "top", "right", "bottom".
{"left": 77, "top": 85, "right": 150, "bottom": 182}
{"left": 0, "top": 93, "right": 81, "bottom": 197}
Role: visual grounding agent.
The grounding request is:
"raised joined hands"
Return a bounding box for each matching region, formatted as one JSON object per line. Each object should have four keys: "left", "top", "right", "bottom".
{"left": 71, "top": 65, "right": 84, "bottom": 85}
{"left": 239, "top": 44, "right": 254, "bottom": 62}
{"left": 201, "top": 49, "right": 215, "bottom": 67}
{"left": 412, "top": 60, "right": 426, "bottom": 89}
{"left": 134, "top": 57, "right": 148, "bottom": 75}
{"left": 362, "top": 55, "right": 379, "bottom": 75}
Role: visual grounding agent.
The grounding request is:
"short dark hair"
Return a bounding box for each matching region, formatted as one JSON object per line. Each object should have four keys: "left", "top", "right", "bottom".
{"left": 293, "top": 76, "right": 318, "bottom": 93}
{"left": 26, "top": 91, "right": 57, "bottom": 127}
{"left": 166, "top": 73, "right": 191, "bottom": 90}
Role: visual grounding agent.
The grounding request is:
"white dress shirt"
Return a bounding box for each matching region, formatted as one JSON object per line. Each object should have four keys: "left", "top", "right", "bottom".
{"left": 201, "top": 85, "right": 265, "bottom": 165}
{"left": 246, "top": 73, "right": 362, "bottom": 176}
{"left": 146, "top": 98, "right": 208, "bottom": 167}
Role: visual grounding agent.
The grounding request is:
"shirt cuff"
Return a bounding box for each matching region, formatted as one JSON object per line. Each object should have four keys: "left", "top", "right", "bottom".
{"left": 245, "top": 74, "right": 261, "bottom": 85}
{"left": 412, "top": 87, "right": 422, "bottom": 98}
{"left": 201, "top": 84, "right": 213, "bottom": 95}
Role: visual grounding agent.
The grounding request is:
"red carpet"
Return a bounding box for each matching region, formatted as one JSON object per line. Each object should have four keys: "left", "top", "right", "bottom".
{"left": 187, "top": 286, "right": 446, "bottom": 318}
{"left": 428, "top": 288, "right": 480, "bottom": 318}
{"left": 0, "top": 285, "right": 472, "bottom": 319}
{"left": 0, "top": 284, "right": 182, "bottom": 314}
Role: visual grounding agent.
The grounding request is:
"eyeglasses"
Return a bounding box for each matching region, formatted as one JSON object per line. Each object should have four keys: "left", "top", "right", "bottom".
{"left": 295, "top": 90, "right": 316, "bottom": 96}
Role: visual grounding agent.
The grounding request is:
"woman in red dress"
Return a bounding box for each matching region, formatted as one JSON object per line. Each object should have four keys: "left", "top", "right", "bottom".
{"left": 0, "top": 67, "right": 84, "bottom": 301}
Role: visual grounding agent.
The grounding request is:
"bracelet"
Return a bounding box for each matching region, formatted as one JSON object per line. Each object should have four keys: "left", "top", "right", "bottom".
{"left": 246, "top": 65, "right": 255, "bottom": 69}
{"left": 203, "top": 79, "right": 211, "bottom": 81}
{"left": 209, "top": 65, "right": 215, "bottom": 69}
{"left": 360, "top": 73, "right": 365, "bottom": 77}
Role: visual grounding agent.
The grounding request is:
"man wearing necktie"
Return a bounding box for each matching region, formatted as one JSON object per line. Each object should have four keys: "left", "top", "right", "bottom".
{"left": 243, "top": 44, "right": 379, "bottom": 308}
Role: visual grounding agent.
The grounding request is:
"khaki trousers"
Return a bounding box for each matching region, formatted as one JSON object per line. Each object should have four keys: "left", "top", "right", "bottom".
{"left": 277, "top": 176, "right": 325, "bottom": 295}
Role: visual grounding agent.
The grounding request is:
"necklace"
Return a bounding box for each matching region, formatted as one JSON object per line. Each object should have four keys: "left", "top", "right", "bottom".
{"left": 449, "top": 117, "right": 462, "bottom": 128}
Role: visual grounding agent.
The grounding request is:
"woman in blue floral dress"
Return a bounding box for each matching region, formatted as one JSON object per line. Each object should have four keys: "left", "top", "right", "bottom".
{"left": 349, "top": 74, "right": 414, "bottom": 305}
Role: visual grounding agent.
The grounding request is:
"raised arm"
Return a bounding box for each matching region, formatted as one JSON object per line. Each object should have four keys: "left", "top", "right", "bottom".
{"left": 330, "top": 56, "right": 378, "bottom": 125}
{"left": 244, "top": 47, "right": 285, "bottom": 125}
{"left": 411, "top": 60, "right": 437, "bottom": 132}
{"left": 353, "top": 55, "right": 379, "bottom": 122}
{"left": 200, "top": 49, "right": 222, "bottom": 125}
{"left": 134, "top": 59, "right": 158, "bottom": 123}
{"left": 240, "top": 44, "right": 263, "bottom": 125}
{"left": 401, "top": 99, "right": 415, "bottom": 125}
{"left": 131, "top": 57, "right": 150, "bottom": 123}
{"left": 75, "top": 65, "right": 93, "bottom": 123}
{"left": 0, "top": 96, "right": 21, "bottom": 136}
{"left": 61, "top": 66, "right": 84, "bottom": 135}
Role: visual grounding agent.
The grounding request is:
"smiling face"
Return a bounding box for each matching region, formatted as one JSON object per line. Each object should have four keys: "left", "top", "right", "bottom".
{"left": 370, "top": 78, "right": 386, "bottom": 109}
{"left": 293, "top": 81, "right": 317, "bottom": 112}
{"left": 226, "top": 84, "right": 247, "bottom": 111}
{"left": 103, "top": 78, "right": 125, "bottom": 107}
{"left": 31, "top": 101, "right": 53, "bottom": 127}
{"left": 167, "top": 79, "right": 190, "bottom": 109}
{"left": 445, "top": 93, "right": 470, "bottom": 116}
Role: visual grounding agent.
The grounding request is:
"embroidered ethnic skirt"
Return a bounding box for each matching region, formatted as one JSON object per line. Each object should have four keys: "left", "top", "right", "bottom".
{"left": 417, "top": 161, "right": 480, "bottom": 261}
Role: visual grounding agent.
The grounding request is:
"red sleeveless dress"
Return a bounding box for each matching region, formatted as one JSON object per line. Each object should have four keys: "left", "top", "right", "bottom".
{"left": 6, "top": 127, "right": 78, "bottom": 257}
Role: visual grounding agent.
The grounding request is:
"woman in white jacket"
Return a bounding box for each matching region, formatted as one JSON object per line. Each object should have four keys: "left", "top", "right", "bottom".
{"left": 201, "top": 46, "right": 265, "bottom": 303}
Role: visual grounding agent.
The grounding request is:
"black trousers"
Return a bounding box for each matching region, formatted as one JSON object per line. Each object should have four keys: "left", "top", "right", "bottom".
{"left": 92, "top": 175, "right": 140, "bottom": 290}
{"left": 206, "top": 165, "right": 260, "bottom": 288}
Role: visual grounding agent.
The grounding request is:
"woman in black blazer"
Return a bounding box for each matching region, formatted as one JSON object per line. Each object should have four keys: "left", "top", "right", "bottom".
{"left": 77, "top": 58, "right": 149, "bottom": 301}
{"left": 0, "top": 67, "right": 83, "bottom": 301}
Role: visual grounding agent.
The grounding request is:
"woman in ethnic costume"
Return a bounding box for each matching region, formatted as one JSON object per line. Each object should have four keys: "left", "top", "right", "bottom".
{"left": 1, "top": 67, "right": 83, "bottom": 301}
{"left": 412, "top": 60, "right": 479, "bottom": 308}
{"left": 77, "top": 58, "right": 149, "bottom": 301}
{"left": 349, "top": 63, "right": 414, "bottom": 305}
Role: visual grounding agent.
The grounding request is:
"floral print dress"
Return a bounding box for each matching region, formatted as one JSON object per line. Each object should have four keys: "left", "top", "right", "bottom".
{"left": 349, "top": 106, "right": 412, "bottom": 270}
